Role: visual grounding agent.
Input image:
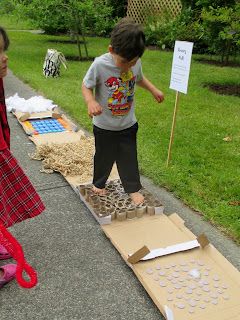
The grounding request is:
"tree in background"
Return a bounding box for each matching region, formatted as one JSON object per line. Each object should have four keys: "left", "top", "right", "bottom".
{"left": 13, "top": 0, "right": 91, "bottom": 59}
{"left": 181, "top": 0, "right": 236, "bottom": 10}
{"left": 144, "top": 6, "right": 205, "bottom": 52}
{"left": 144, "top": 0, "right": 239, "bottom": 63}
{"left": 87, "top": 0, "right": 116, "bottom": 37}
{"left": 10, "top": 0, "right": 116, "bottom": 36}
{"left": 6, "top": 0, "right": 117, "bottom": 59}
{"left": 0, "top": 0, "right": 15, "bottom": 14}
{"left": 106, "top": 0, "right": 127, "bottom": 18}
{"left": 198, "top": 0, "right": 240, "bottom": 62}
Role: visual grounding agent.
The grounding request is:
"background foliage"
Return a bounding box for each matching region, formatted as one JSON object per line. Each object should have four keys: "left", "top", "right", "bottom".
{"left": 0, "top": 0, "right": 126, "bottom": 36}
{"left": 1, "top": 0, "right": 239, "bottom": 62}
{"left": 144, "top": 0, "right": 240, "bottom": 62}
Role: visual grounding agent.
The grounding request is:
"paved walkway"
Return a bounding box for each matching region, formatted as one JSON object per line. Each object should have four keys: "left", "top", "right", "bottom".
{"left": 0, "top": 71, "right": 239, "bottom": 320}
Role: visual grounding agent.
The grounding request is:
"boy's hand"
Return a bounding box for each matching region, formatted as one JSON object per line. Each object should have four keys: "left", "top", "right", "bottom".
{"left": 87, "top": 100, "right": 103, "bottom": 117}
{"left": 137, "top": 77, "right": 164, "bottom": 103}
{"left": 152, "top": 88, "right": 164, "bottom": 103}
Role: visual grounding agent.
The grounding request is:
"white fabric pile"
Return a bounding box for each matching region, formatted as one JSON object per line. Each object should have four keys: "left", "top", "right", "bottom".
{"left": 6, "top": 93, "right": 57, "bottom": 113}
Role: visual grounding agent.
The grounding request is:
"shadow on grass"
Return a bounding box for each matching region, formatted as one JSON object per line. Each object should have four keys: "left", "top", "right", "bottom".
{"left": 65, "top": 55, "right": 95, "bottom": 62}
{"left": 195, "top": 58, "right": 240, "bottom": 68}
{"left": 47, "top": 39, "right": 85, "bottom": 44}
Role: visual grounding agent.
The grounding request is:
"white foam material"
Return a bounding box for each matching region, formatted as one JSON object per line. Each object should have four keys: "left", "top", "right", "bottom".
{"left": 6, "top": 93, "right": 57, "bottom": 113}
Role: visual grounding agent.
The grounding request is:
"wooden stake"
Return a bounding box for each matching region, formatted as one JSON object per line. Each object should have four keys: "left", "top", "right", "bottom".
{"left": 167, "top": 91, "right": 180, "bottom": 166}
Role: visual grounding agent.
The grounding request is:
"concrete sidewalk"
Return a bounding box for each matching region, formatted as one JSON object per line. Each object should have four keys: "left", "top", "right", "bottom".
{"left": 0, "top": 71, "right": 239, "bottom": 320}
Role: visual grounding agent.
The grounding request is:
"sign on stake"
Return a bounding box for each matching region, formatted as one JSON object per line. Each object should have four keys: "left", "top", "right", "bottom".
{"left": 167, "top": 41, "right": 193, "bottom": 166}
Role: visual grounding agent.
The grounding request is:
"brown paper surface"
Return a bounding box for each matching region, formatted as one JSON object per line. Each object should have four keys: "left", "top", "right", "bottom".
{"left": 65, "top": 163, "right": 119, "bottom": 188}
{"left": 29, "top": 131, "right": 85, "bottom": 146}
{"left": 14, "top": 111, "right": 77, "bottom": 136}
{"left": 14, "top": 110, "right": 53, "bottom": 120}
{"left": 102, "top": 214, "right": 240, "bottom": 320}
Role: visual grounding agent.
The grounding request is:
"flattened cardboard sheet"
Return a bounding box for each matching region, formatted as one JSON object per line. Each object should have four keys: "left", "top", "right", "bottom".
{"left": 14, "top": 110, "right": 53, "bottom": 120}
{"left": 66, "top": 164, "right": 119, "bottom": 189}
{"left": 29, "top": 131, "right": 85, "bottom": 146}
{"left": 102, "top": 214, "right": 240, "bottom": 320}
{"left": 14, "top": 111, "right": 77, "bottom": 136}
{"left": 13, "top": 107, "right": 240, "bottom": 319}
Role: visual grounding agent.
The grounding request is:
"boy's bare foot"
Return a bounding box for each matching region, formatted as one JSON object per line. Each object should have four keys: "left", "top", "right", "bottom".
{"left": 130, "top": 192, "right": 144, "bottom": 205}
{"left": 92, "top": 185, "right": 106, "bottom": 196}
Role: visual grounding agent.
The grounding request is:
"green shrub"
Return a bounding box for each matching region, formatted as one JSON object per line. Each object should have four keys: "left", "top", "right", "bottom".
{"left": 11, "top": 0, "right": 115, "bottom": 36}
{"left": 106, "top": 0, "right": 127, "bottom": 18}
{"left": 201, "top": 3, "right": 240, "bottom": 62}
{"left": 196, "top": 0, "right": 236, "bottom": 9}
{"left": 13, "top": 0, "right": 70, "bottom": 34}
{"left": 144, "top": 8, "right": 204, "bottom": 51}
{"left": 86, "top": 0, "right": 117, "bottom": 36}
{"left": 144, "top": 0, "right": 239, "bottom": 59}
{"left": 0, "top": 0, "right": 15, "bottom": 14}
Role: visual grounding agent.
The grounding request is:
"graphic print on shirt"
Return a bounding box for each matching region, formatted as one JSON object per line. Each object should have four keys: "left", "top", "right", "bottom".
{"left": 105, "top": 70, "right": 136, "bottom": 116}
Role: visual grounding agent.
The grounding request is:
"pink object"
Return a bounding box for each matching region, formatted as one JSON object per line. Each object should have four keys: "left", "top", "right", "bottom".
{"left": 0, "top": 223, "right": 37, "bottom": 288}
{"left": 0, "top": 264, "right": 17, "bottom": 288}
{"left": 0, "top": 244, "right": 12, "bottom": 260}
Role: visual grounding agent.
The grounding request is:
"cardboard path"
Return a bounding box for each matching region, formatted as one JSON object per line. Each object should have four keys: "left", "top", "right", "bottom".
{"left": 14, "top": 111, "right": 240, "bottom": 320}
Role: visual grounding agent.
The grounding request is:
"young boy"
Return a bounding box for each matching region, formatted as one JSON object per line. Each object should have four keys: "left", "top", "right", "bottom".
{"left": 82, "top": 18, "right": 164, "bottom": 205}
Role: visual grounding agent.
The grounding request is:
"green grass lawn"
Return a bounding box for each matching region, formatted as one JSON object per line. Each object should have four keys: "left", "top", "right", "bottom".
{"left": 0, "top": 14, "right": 34, "bottom": 30}
{"left": 4, "top": 30, "right": 240, "bottom": 243}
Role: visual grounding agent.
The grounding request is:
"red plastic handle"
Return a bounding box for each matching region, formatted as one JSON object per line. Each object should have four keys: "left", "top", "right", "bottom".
{"left": 0, "top": 223, "right": 38, "bottom": 288}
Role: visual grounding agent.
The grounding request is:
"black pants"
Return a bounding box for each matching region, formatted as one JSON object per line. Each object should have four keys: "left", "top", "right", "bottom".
{"left": 93, "top": 123, "right": 142, "bottom": 193}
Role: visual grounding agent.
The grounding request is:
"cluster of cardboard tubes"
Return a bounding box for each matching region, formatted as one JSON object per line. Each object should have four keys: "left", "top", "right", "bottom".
{"left": 78, "top": 179, "right": 164, "bottom": 221}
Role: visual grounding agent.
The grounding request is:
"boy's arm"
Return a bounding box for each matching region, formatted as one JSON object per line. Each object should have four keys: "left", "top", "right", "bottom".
{"left": 137, "top": 76, "right": 164, "bottom": 103}
{"left": 81, "top": 83, "right": 103, "bottom": 117}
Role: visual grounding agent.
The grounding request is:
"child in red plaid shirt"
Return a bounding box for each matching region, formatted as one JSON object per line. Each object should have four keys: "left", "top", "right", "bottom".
{"left": 0, "top": 26, "right": 45, "bottom": 288}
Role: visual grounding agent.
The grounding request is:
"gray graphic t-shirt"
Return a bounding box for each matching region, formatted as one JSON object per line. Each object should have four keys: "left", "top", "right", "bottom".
{"left": 83, "top": 53, "right": 143, "bottom": 131}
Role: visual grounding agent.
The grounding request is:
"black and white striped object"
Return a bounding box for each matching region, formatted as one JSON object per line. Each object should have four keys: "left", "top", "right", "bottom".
{"left": 43, "top": 49, "right": 67, "bottom": 78}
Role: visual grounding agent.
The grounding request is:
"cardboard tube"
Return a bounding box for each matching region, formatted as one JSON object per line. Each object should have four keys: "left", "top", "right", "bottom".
{"left": 136, "top": 206, "right": 146, "bottom": 218}
{"left": 147, "top": 206, "right": 155, "bottom": 215}
{"left": 116, "top": 211, "right": 127, "bottom": 221}
{"left": 79, "top": 185, "right": 86, "bottom": 196}
{"left": 111, "top": 211, "right": 116, "bottom": 220}
{"left": 84, "top": 190, "right": 92, "bottom": 202}
{"left": 153, "top": 200, "right": 162, "bottom": 207}
{"left": 127, "top": 208, "right": 136, "bottom": 219}
{"left": 95, "top": 205, "right": 105, "bottom": 217}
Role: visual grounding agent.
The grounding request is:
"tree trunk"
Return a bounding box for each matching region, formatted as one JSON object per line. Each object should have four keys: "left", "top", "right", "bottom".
{"left": 74, "top": 14, "right": 82, "bottom": 60}
{"left": 81, "top": 22, "right": 89, "bottom": 58}
{"left": 77, "top": 14, "right": 89, "bottom": 58}
{"left": 76, "top": 32, "right": 82, "bottom": 60}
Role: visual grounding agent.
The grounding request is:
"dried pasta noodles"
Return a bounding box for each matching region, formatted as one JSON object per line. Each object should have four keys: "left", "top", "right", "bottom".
{"left": 30, "top": 136, "right": 94, "bottom": 181}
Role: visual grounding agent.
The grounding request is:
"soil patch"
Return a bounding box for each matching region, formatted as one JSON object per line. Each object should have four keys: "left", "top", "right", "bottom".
{"left": 65, "top": 55, "right": 95, "bottom": 62}
{"left": 204, "top": 83, "right": 240, "bottom": 97}
{"left": 195, "top": 58, "right": 240, "bottom": 68}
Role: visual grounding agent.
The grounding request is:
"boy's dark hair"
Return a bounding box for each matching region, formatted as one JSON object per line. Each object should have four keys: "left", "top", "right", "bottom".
{"left": 0, "top": 26, "right": 10, "bottom": 51}
{"left": 110, "top": 17, "right": 145, "bottom": 61}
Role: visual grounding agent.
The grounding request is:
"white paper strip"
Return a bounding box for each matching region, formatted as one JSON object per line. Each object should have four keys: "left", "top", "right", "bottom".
{"left": 140, "top": 240, "right": 200, "bottom": 261}
{"left": 164, "top": 305, "right": 175, "bottom": 320}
